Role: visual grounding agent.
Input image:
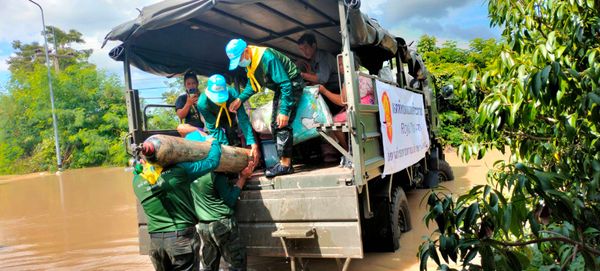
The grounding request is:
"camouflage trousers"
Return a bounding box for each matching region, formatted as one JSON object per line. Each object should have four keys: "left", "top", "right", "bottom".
{"left": 149, "top": 227, "right": 200, "bottom": 271}
{"left": 197, "top": 217, "right": 246, "bottom": 271}
{"left": 270, "top": 77, "right": 304, "bottom": 158}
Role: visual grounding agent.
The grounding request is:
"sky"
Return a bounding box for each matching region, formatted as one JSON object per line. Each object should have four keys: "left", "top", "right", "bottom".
{"left": 0, "top": 0, "right": 500, "bottom": 96}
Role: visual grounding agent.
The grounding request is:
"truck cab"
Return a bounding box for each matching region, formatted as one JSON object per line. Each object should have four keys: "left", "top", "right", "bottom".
{"left": 104, "top": 1, "right": 452, "bottom": 269}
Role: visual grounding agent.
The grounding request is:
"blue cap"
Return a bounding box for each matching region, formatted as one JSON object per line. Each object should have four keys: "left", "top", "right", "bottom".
{"left": 205, "top": 74, "right": 229, "bottom": 104}
{"left": 225, "top": 39, "right": 247, "bottom": 70}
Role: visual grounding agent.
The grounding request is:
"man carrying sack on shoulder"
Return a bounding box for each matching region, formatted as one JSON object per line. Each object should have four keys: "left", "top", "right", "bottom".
{"left": 225, "top": 38, "right": 304, "bottom": 177}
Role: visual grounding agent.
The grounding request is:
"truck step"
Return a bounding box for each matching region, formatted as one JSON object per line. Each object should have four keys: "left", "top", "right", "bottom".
{"left": 272, "top": 228, "right": 316, "bottom": 239}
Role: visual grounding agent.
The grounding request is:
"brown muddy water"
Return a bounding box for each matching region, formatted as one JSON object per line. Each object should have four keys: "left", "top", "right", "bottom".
{"left": 0, "top": 151, "right": 505, "bottom": 270}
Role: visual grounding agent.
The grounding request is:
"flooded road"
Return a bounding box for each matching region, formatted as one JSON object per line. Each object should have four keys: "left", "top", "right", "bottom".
{"left": 0, "top": 168, "right": 150, "bottom": 270}
{"left": 0, "top": 150, "right": 504, "bottom": 270}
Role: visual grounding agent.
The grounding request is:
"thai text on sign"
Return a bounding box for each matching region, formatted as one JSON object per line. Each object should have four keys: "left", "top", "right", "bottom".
{"left": 376, "top": 80, "right": 430, "bottom": 176}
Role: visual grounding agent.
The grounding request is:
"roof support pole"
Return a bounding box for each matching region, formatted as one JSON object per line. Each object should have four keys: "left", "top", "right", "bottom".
{"left": 123, "top": 53, "right": 143, "bottom": 148}
{"left": 123, "top": 52, "right": 133, "bottom": 90}
{"left": 338, "top": 0, "right": 365, "bottom": 187}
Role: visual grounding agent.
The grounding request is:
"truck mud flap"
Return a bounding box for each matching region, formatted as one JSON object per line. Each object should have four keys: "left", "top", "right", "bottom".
{"left": 235, "top": 186, "right": 363, "bottom": 259}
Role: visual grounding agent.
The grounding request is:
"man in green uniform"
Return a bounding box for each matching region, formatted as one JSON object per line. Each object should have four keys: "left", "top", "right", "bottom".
{"left": 197, "top": 74, "right": 260, "bottom": 164}
{"left": 225, "top": 38, "right": 304, "bottom": 177}
{"left": 186, "top": 132, "right": 255, "bottom": 271}
{"left": 132, "top": 139, "right": 222, "bottom": 271}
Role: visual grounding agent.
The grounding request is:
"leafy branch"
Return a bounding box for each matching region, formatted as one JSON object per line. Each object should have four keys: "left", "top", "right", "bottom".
{"left": 485, "top": 236, "right": 600, "bottom": 257}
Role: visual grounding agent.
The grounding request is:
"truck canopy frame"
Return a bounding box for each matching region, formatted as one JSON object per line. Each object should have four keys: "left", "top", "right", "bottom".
{"left": 103, "top": 0, "right": 398, "bottom": 78}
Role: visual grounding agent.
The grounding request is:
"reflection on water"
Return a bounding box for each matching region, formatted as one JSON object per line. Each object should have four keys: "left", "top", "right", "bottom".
{"left": 0, "top": 151, "right": 504, "bottom": 270}
{"left": 244, "top": 150, "right": 504, "bottom": 271}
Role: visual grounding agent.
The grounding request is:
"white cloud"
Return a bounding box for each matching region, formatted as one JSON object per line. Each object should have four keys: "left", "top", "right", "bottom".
{"left": 358, "top": 0, "right": 500, "bottom": 45}
{"left": 360, "top": 0, "right": 477, "bottom": 25}
{"left": 0, "top": 0, "right": 498, "bottom": 81}
{"left": 0, "top": 56, "right": 8, "bottom": 72}
{"left": 74, "top": 35, "right": 123, "bottom": 76}
{"left": 359, "top": 0, "right": 388, "bottom": 16}
{"left": 0, "top": 0, "right": 154, "bottom": 75}
{"left": 0, "top": 0, "right": 150, "bottom": 42}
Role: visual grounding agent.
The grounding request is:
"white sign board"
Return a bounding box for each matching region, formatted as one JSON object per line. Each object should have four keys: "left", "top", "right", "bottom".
{"left": 376, "top": 80, "right": 430, "bottom": 176}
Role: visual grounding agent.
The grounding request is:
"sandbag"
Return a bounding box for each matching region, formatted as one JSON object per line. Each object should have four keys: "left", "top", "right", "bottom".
{"left": 141, "top": 134, "right": 249, "bottom": 173}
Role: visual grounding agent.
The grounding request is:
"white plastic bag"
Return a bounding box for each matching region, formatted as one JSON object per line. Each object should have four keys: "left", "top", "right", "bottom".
{"left": 378, "top": 66, "right": 395, "bottom": 82}
{"left": 249, "top": 100, "right": 273, "bottom": 134}
{"left": 249, "top": 86, "right": 333, "bottom": 144}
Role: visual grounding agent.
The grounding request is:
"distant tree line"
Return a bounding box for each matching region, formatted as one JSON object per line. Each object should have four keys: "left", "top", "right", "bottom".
{"left": 0, "top": 26, "right": 128, "bottom": 174}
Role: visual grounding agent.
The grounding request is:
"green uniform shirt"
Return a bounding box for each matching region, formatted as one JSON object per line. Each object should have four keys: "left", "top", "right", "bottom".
{"left": 238, "top": 48, "right": 300, "bottom": 116}
{"left": 132, "top": 141, "right": 222, "bottom": 233}
{"left": 198, "top": 87, "right": 255, "bottom": 145}
{"left": 191, "top": 173, "right": 241, "bottom": 222}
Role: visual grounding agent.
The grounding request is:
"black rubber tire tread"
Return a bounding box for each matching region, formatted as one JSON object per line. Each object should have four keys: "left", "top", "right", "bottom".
{"left": 439, "top": 159, "right": 455, "bottom": 181}
{"left": 390, "top": 186, "right": 411, "bottom": 251}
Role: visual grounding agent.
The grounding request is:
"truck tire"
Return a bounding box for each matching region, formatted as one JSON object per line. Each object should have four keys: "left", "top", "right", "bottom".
{"left": 390, "top": 186, "right": 411, "bottom": 251}
{"left": 362, "top": 185, "right": 412, "bottom": 252}
{"left": 422, "top": 170, "right": 440, "bottom": 188}
{"left": 439, "top": 160, "right": 454, "bottom": 181}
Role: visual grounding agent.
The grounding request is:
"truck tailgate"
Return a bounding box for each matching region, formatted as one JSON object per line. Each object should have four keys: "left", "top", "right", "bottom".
{"left": 236, "top": 186, "right": 363, "bottom": 259}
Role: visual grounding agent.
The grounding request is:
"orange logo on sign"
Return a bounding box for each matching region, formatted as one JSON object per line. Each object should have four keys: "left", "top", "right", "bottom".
{"left": 381, "top": 92, "right": 393, "bottom": 143}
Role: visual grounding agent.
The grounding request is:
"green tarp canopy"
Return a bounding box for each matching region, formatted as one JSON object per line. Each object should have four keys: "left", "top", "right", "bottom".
{"left": 103, "top": 0, "right": 398, "bottom": 77}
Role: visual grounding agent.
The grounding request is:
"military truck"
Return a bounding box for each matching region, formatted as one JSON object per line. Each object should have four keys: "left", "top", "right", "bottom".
{"left": 104, "top": 0, "right": 453, "bottom": 270}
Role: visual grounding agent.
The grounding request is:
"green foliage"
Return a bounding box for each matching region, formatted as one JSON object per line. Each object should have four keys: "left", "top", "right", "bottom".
{"left": 7, "top": 25, "right": 90, "bottom": 75}
{"left": 145, "top": 107, "right": 180, "bottom": 131}
{"left": 143, "top": 79, "right": 182, "bottom": 131}
{"left": 417, "top": 35, "right": 437, "bottom": 56}
{"left": 417, "top": 35, "right": 500, "bottom": 147}
{"left": 420, "top": 0, "right": 600, "bottom": 270}
{"left": 0, "top": 27, "right": 128, "bottom": 174}
{"left": 438, "top": 111, "right": 465, "bottom": 147}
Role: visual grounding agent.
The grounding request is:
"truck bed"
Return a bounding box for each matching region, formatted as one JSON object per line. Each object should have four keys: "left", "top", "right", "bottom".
{"left": 244, "top": 164, "right": 353, "bottom": 190}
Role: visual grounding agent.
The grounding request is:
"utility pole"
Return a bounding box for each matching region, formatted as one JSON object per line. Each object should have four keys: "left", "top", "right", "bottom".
{"left": 28, "top": 0, "right": 62, "bottom": 171}
{"left": 51, "top": 27, "right": 60, "bottom": 73}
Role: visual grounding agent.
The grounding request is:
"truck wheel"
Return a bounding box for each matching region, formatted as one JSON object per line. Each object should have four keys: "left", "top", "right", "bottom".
{"left": 422, "top": 170, "right": 440, "bottom": 188}
{"left": 439, "top": 160, "right": 454, "bottom": 181}
{"left": 390, "top": 186, "right": 411, "bottom": 250}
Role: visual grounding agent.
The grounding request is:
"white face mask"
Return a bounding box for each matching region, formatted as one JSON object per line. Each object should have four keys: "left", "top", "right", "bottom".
{"left": 238, "top": 57, "right": 251, "bottom": 67}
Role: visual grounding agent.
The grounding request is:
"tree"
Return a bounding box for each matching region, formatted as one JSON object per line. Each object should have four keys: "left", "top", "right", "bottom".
{"left": 467, "top": 38, "right": 501, "bottom": 70}
{"left": 417, "top": 35, "right": 499, "bottom": 147}
{"left": 419, "top": 1, "right": 600, "bottom": 270}
{"left": 7, "top": 26, "right": 90, "bottom": 75}
{"left": 6, "top": 40, "right": 41, "bottom": 74}
{"left": 0, "top": 27, "right": 128, "bottom": 174}
{"left": 438, "top": 41, "right": 467, "bottom": 64}
{"left": 418, "top": 34, "right": 438, "bottom": 56}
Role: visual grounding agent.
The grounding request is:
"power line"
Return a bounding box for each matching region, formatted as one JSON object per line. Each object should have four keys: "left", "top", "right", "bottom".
{"left": 132, "top": 77, "right": 170, "bottom": 82}
{"left": 136, "top": 86, "right": 171, "bottom": 90}
{"left": 140, "top": 97, "right": 168, "bottom": 100}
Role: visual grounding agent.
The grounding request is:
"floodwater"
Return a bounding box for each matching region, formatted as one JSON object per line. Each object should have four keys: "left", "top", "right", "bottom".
{"left": 0, "top": 150, "right": 505, "bottom": 270}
